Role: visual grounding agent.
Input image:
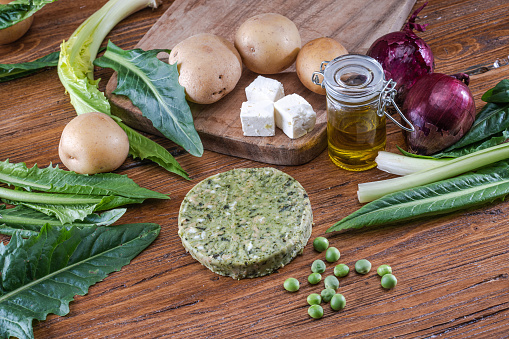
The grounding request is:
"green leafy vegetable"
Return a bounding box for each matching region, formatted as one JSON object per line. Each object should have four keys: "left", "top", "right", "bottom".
{"left": 328, "top": 160, "right": 509, "bottom": 232}
{"left": 0, "top": 160, "right": 168, "bottom": 224}
{"left": 0, "top": 51, "right": 59, "bottom": 83}
{"left": 0, "top": 0, "right": 58, "bottom": 30}
{"left": 0, "top": 222, "right": 160, "bottom": 339}
{"left": 0, "top": 204, "right": 126, "bottom": 237}
{"left": 359, "top": 142, "right": 509, "bottom": 203}
{"left": 94, "top": 41, "right": 203, "bottom": 157}
{"left": 56, "top": 0, "right": 191, "bottom": 179}
{"left": 481, "top": 79, "right": 509, "bottom": 103}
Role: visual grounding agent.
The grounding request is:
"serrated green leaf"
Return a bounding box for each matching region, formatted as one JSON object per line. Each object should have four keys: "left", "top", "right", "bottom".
{"left": 0, "top": 160, "right": 168, "bottom": 200}
{"left": 94, "top": 41, "right": 203, "bottom": 157}
{"left": 328, "top": 160, "right": 509, "bottom": 232}
{"left": 0, "top": 0, "right": 58, "bottom": 30}
{"left": 0, "top": 51, "right": 59, "bottom": 83}
{"left": 0, "top": 222, "right": 160, "bottom": 339}
{"left": 0, "top": 205, "right": 126, "bottom": 234}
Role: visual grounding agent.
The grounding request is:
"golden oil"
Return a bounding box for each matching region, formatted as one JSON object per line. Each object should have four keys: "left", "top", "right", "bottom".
{"left": 327, "top": 106, "right": 386, "bottom": 171}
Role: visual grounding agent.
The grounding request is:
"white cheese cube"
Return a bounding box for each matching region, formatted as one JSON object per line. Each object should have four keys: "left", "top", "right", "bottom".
{"left": 240, "top": 100, "right": 275, "bottom": 137}
{"left": 274, "top": 94, "right": 316, "bottom": 139}
{"left": 245, "top": 75, "right": 285, "bottom": 102}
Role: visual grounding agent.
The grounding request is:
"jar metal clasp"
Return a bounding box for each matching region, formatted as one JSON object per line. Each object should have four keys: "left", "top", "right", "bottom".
{"left": 312, "top": 63, "right": 415, "bottom": 133}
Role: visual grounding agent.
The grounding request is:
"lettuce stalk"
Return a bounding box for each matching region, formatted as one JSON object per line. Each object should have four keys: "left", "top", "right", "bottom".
{"left": 57, "top": 0, "right": 190, "bottom": 179}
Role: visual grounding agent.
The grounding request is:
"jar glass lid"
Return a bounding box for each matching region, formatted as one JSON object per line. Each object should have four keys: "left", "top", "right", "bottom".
{"left": 323, "top": 54, "right": 385, "bottom": 103}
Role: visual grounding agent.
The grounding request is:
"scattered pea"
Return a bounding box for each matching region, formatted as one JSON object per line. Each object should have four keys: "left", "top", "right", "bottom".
{"left": 330, "top": 293, "right": 346, "bottom": 311}
{"left": 321, "top": 288, "right": 336, "bottom": 303}
{"left": 355, "top": 259, "right": 371, "bottom": 275}
{"left": 308, "top": 304, "right": 324, "bottom": 319}
{"left": 283, "top": 278, "right": 300, "bottom": 292}
{"left": 307, "top": 293, "right": 322, "bottom": 306}
{"left": 313, "top": 237, "right": 329, "bottom": 252}
{"left": 311, "top": 259, "right": 326, "bottom": 274}
{"left": 324, "top": 275, "right": 340, "bottom": 290}
{"left": 377, "top": 264, "right": 392, "bottom": 277}
{"left": 334, "top": 264, "right": 350, "bottom": 277}
{"left": 381, "top": 274, "right": 398, "bottom": 289}
{"left": 308, "top": 272, "right": 322, "bottom": 285}
{"left": 325, "top": 247, "right": 340, "bottom": 262}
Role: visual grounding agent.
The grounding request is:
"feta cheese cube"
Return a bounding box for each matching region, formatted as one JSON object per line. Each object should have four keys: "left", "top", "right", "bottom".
{"left": 245, "top": 75, "right": 285, "bottom": 102}
{"left": 240, "top": 101, "right": 276, "bottom": 137}
{"left": 274, "top": 94, "right": 316, "bottom": 139}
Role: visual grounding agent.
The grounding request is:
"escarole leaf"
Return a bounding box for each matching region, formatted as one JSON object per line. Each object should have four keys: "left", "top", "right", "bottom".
{"left": 0, "top": 160, "right": 168, "bottom": 224}
{"left": 94, "top": 41, "right": 203, "bottom": 157}
{"left": 0, "top": 222, "right": 160, "bottom": 339}
{"left": 0, "top": 0, "right": 58, "bottom": 30}
{"left": 0, "top": 205, "right": 126, "bottom": 237}
{"left": 328, "top": 160, "right": 509, "bottom": 232}
{"left": 0, "top": 51, "right": 59, "bottom": 83}
{"left": 57, "top": 0, "right": 190, "bottom": 179}
{"left": 0, "top": 160, "right": 168, "bottom": 200}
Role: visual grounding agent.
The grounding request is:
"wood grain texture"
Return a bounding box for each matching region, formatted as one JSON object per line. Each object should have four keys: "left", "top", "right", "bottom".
{"left": 0, "top": 0, "right": 509, "bottom": 338}
{"left": 105, "top": 0, "right": 417, "bottom": 165}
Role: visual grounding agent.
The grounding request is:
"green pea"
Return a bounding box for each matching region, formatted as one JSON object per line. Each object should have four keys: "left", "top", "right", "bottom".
{"left": 325, "top": 247, "right": 340, "bottom": 262}
{"left": 377, "top": 264, "right": 392, "bottom": 277}
{"left": 355, "top": 259, "right": 371, "bottom": 274}
{"left": 311, "top": 259, "right": 326, "bottom": 273}
{"left": 308, "top": 304, "right": 324, "bottom": 319}
{"left": 334, "top": 264, "right": 350, "bottom": 277}
{"left": 308, "top": 272, "right": 322, "bottom": 285}
{"left": 320, "top": 288, "right": 336, "bottom": 303}
{"left": 283, "top": 278, "right": 300, "bottom": 292}
{"left": 324, "top": 275, "right": 339, "bottom": 290}
{"left": 313, "top": 237, "right": 329, "bottom": 252}
{"left": 330, "top": 293, "right": 346, "bottom": 311}
{"left": 381, "top": 274, "right": 397, "bottom": 289}
{"left": 307, "top": 293, "right": 322, "bottom": 306}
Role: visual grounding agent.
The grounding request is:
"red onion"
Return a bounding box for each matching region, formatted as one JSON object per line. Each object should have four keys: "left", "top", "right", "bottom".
{"left": 403, "top": 73, "right": 476, "bottom": 155}
{"left": 367, "top": 2, "right": 434, "bottom": 102}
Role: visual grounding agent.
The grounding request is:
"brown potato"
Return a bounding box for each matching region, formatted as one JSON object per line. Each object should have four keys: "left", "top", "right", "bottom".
{"left": 168, "top": 33, "right": 242, "bottom": 104}
{"left": 296, "top": 37, "right": 348, "bottom": 95}
{"left": 0, "top": 0, "right": 34, "bottom": 45}
{"left": 58, "top": 112, "right": 129, "bottom": 174}
{"left": 234, "top": 13, "right": 301, "bottom": 74}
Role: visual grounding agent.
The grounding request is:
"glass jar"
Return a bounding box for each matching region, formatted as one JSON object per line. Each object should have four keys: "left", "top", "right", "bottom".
{"left": 313, "top": 54, "right": 413, "bottom": 171}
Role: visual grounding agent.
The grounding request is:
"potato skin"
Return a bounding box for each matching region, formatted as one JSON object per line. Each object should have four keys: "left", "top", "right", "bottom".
{"left": 58, "top": 112, "right": 129, "bottom": 175}
{"left": 168, "top": 33, "right": 242, "bottom": 104}
{"left": 296, "top": 37, "right": 348, "bottom": 95}
{"left": 0, "top": 0, "right": 33, "bottom": 45}
{"left": 234, "top": 13, "right": 301, "bottom": 74}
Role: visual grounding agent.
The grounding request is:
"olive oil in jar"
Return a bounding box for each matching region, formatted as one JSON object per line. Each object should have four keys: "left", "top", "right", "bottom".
{"left": 312, "top": 54, "right": 391, "bottom": 171}
{"left": 327, "top": 106, "right": 386, "bottom": 171}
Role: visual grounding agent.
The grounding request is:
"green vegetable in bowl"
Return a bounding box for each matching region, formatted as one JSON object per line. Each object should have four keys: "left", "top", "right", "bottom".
{"left": 308, "top": 272, "right": 322, "bottom": 285}
{"left": 325, "top": 247, "right": 340, "bottom": 262}
{"left": 334, "top": 264, "right": 350, "bottom": 277}
{"left": 307, "top": 293, "right": 322, "bottom": 306}
{"left": 311, "top": 259, "right": 326, "bottom": 273}
{"left": 313, "top": 236, "right": 329, "bottom": 252}
{"left": 330, "top": 294, "right": 346, "bottom": 311}
{"left": 283, "top": 278, "right": 300, "bottom": 292}
{"left": 324, "top": 275, "right": 339, "bottom": 290}
{"left": 355, "top": 259, "right": 371, "bottom": 274}
{"left": 381, "top": 274, "right": 398, "bottom": 289}
{"left": 377, "top": 264, "right": 392, "bottom": 276}
{"left": 308, "top": 304, "right": 324, "bottom": 319}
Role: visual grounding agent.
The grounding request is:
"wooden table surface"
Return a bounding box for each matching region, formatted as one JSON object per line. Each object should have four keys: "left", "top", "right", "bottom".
{"left": 1, "top": 0, "right": 509, "bottom": 337}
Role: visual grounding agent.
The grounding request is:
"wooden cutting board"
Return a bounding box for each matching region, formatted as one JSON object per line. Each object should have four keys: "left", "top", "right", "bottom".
{"left": 106, "top": 0, "right": 417, "bottom": 165}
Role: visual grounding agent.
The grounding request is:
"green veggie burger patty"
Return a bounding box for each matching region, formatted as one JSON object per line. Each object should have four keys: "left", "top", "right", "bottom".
{"left": 178, "top": 167, "right": 313, "bottom": 279}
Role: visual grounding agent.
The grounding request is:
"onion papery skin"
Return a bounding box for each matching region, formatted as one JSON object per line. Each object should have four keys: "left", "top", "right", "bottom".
{"left": 403, "top": 73, "right": 476, "bottom": 156}
{"left": 366, "top": 3, "right": 434, "bottom": 103}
